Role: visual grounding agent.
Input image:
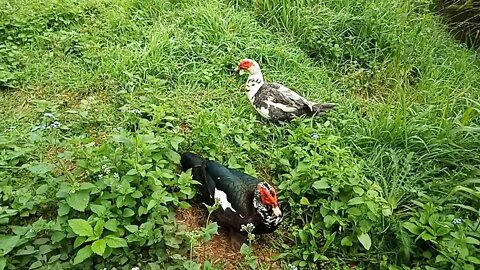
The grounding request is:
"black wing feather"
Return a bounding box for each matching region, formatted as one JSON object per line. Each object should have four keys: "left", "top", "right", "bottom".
{"left": 206, "top": 160, "right": 255, "bottom": 216}
{"left": 254, "top": 83, "right": 309, "bottom": 109}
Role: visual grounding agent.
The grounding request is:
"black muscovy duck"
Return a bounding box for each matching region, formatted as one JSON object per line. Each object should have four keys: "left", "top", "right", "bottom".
{"left": 180, "top": 152, "right": 283, "bottom": 249}
{"left": 235, "top": 58, "right": 336, "bottom": 122}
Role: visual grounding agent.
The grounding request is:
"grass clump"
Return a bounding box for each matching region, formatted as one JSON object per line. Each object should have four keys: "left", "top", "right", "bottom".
{"left": 1, "top": 0, "right": 480, "bottom": 269}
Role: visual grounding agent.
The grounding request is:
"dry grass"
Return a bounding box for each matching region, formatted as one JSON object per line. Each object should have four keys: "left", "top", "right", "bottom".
{"left": 176, "top": 206, "right": 282, "bottom": 270}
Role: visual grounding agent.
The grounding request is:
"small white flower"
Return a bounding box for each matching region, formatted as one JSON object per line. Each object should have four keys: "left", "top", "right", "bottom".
{"left": 50, "top": 121, "right": 61, "bottom": 128}
{"left": 7, "top": 125, "right": 16, "bottom": 132}
{"left": 453, "top": 218, "right": 462, "bottom": 225}
{"left": 241, "top": 223, "right": 255, "bottom": 233}
{"left": 287, "top": 263, "right": 298, "bottom": 270}
{"left": 131, "top": 109, "right": 142, "bottom": 115}
{"left": 104, "top": 168, "right": 111, "bottom": 174}
{"left": 98, "top": 174, "right": 103, "bottom": 180}
{"left": 44, "top": 112, "right": 55, "bottom": 118}
{"left": 312, "top": 134, "right": 320, "bottom": 140}
{"left": 131, "top": 267, "right": 140, "bottom": 270}
{"left": 113, "top": 172, "right": 119, "bottom": 178}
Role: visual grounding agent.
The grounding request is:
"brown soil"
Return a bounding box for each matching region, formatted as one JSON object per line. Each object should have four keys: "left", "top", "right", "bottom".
{"left": 176, "top": 206, "right": 283, "bottom": 270}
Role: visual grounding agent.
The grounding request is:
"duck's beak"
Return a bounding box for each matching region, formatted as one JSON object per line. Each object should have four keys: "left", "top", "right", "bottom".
{"left": 234, "top": 66, "right": 246, "bottom": 75}
{"left": 272, "top": 206, "right": 282, "bottom": 217}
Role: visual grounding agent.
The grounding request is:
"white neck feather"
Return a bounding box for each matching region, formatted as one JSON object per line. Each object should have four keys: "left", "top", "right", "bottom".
{"left": 246, "top": 72, "right": 264, "bottom": 101}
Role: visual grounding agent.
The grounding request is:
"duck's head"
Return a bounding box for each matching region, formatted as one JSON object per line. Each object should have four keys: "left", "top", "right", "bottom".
{"left": 234, "top": 59, "right": 261, "bottom": 75}
{"left": 254, "top": 182, "right": 282, "bottom": 224}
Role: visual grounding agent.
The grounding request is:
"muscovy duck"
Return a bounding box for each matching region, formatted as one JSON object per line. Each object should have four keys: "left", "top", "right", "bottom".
{"left": 180, "top": 152, "right": 283, "bottom": 249}
{"left": 235, "top": 59, "right": 335, "bottom": 122}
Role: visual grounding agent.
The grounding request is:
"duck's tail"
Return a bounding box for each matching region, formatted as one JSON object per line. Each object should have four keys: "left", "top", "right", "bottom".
{"left": 180, "top": 152, "right": 212, "bottom": 202}
{"left": 310, "top": 102, "right": 336, "bottom": 116}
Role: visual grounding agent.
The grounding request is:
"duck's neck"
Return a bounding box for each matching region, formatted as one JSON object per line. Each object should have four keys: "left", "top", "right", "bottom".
{"left": 246, "top": 72, "right": 264, "bottom": 101}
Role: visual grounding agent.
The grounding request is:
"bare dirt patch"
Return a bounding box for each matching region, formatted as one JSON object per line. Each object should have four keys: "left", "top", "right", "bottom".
{"left": 176, "top": 206, "right": 282, "bottom": 270}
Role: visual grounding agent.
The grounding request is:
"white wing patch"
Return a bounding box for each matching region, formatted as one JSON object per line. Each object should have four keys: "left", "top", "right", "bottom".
{"left": 265, "top": 100, "right": 298, "bottom": 112}
{"left": 256, "top": 106, "right": 271, "bottom": 119}
{"left": 214, "top": 188, "right": 236, "bottom": 212}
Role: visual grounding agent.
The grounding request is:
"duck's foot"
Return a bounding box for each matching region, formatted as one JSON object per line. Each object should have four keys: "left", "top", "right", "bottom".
{"left": 228, "top": 229, "right": 247, "bottom": 251}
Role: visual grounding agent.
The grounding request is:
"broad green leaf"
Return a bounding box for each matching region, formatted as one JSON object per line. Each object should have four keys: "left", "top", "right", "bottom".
{"left": 348, "top": 197, "right": 364, "bottom": 205}
{"left": 436, "top": 227, "right": 449, "bottom": 236}
{"left": 466, "top": 237, "right": 480, "bottom": 245}
{"left": 104, "top": 219, "right": 118, "bottom": 232}
{"left": 48, "top": 254, "right": 61, "bottom": 264}
{"left": 468, "top": 256, "right": 480, "bottom": 264}
{"left": 0, "top": 235, "right": 20, "bottom": 255}
{"left": 300, "top": 197, "right": 310, "bottom": 205}
{"left": 29, "top": 261, "right": 42, "bottom": 269}
{"left": 79, "top": 183, "right": 96, "bottom": 190}
{"left": 239, "top": 243, "right": 251, "bottom": 256}
{"left": 382, "top": 207, "right": 392, "bottom": 216}
{"left": 94, "top": 219, "right": 104, "bottom": 237}
{"left": 74, "top": 236, "right": 86, "bottom": 249}
{"left": 58, "top": 202, "right": 70, "bottom": 216}
{"left": 183, "top": 260, "right": 201, "bottom": 270}
{"left": 105, "top": 235, "right": 127, "bottom": 248}
{"left": 435, "top": 254, "right": 449, "bottom": 263}
{"left": 24, "top": 163, "right": 54, "bottom": 175}
{"left": 68, "top": 219, "right": 94, "bottom": 237}
{"left": 347, "top": 207, "right": 362, "bottom": 216}
{"left": 38, "top": 244, "right": 52, "bottom": 255}
{"left": 125, "top": 225, "right": 138, "bottom": 233}
{"left": 279, "top": 158, "right": 290, "bottom": 166}
{"left": 11, "top": 226, "right": 29, "bottom": 236}
{"left": 467, "top": 256, "right": 480, "bottom": 265}
{"left": 324, "top": 215, "right": 336, "bottom": 228}
{"left": 403, "top": 222, "right": 422, "bottom": 235}
{"left": 51, "top": 232, "right": 66, "bottom": 243}
{"left": 353, "top": 186, "right": 365, "bottom": 196}
{"left": 464, "top": 264, "right": 475, "bottom": 270}
{"left": 33, "top": 239, "right": 48, "bottom": 246}
{"left": 165, "top": 150, "right": 181, "bottom": 163}
{"left": 419, "top": 232, "right": 435, "bottom": 241}
{"left": 15, "top": 246, "right": 37, "bottom": 256}
{"left": 147, "top": 200, "right": 156, "bottom": 212}
{"left": 66, "top": 190, "right": 90, "bottom": 211}
{"left": 90, "top": 204, "right": 106, "bottom": 216}
{"left": 123, "top": 208, "right": 135, "bottom": 217}
{"left": 459, "top": 245, "right": 469, "bottom": 258}
{"left": 357, "top": 233, "right": 371, "bottom": 250}
{"left": 312, "top": 179, "right": 330, "bottom": 190}
{"left": 126, "top": 169, "right": 138, "bottom": 176}
{"left": 36, "top": 184, "right": 49, "bottom": 195}
{"left": 73, "top": 245, "right": 92, "bottom": 265}
{"left": 170, "top": 137, "right": 184, "bottom": 150}
{"left": 91, "top": 239, "right": 106, "bottom": 256}
{"left": 203, "top": 222, "right": 218, "bottom": 241}
{"left": 341, "top": 236, "right": 353, "bottom": 246}
{"left": 131, "top": 190, "right": 143, "bottom": 198}
{"left": 0, "top": 257, "right": 5, "bottom": 270}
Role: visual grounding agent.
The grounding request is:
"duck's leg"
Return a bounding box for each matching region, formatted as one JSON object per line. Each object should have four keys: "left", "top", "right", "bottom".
{"left": 228, "top": 228, "right": 247, "bottom": 251}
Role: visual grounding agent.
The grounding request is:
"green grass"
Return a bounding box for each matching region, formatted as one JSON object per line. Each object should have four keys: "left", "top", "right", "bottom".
{"left": 1, "top": 0, "right": 479, "bottom": 269}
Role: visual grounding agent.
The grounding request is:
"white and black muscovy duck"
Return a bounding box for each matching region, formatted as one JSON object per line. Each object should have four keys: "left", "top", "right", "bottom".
{"left": 180, "top": 152, "right": 283, "bottom": 249}
{"left": 235, "top": 59, "right": 335, "bottom": 122}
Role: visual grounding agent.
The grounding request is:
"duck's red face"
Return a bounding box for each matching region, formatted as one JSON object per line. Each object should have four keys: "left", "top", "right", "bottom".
{"left": 238, "top": 60, "right": 254, "bottom": 71}
{"left": 258, "top": 184, "right": 282, "bottom": 216}
{"left": 235, "top": 59, "right": 256, "bottom": 75}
